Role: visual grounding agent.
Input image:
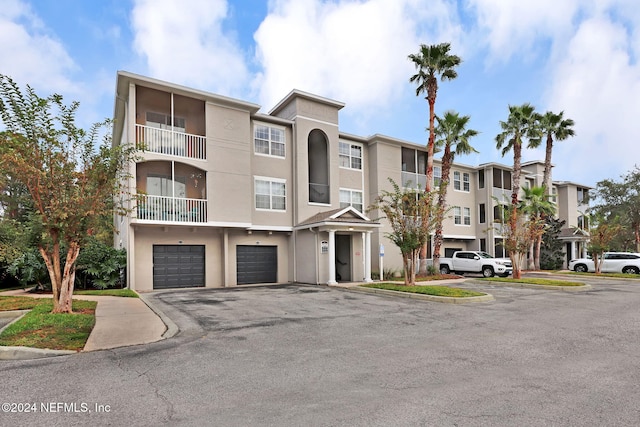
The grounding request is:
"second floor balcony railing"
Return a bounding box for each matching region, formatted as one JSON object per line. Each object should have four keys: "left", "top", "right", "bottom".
{"left": 136, "top": 124, "right": 206, "bottom": 160}
{"left": 136, "top": 194, "right": 207, "bottom": 223}
{"left": 309, "top": 183, "right": 330, "bottom": 204}
{"left": 401, "top": 171, "right": 427, "bottom": 190}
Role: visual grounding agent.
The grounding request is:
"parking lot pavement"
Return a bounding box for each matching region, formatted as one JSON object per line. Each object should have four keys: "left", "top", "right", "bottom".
{"left": 2, "top": 280, "right": 640, "bottom": 426}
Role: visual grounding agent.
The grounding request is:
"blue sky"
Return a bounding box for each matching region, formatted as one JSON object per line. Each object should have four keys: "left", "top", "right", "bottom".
{"left": 2, "top": 0, "right": 639, "bottom": 187}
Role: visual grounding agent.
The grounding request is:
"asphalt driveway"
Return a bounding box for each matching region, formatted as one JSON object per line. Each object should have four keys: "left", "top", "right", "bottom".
{"left": 2, "top": 277, "right": 640, "bottom": 426}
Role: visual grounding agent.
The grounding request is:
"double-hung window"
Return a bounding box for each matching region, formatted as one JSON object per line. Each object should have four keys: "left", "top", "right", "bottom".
{"left": 434, "top": 166, "right": 442, "bottom": 187}
{"left": 339, "top": 141, "right": 362, "bottom": 170}
{"left": 454, "top": 171, "right": 470, "bottom": 191}
{"left": 339, "top": 189, "right": 363, "bottom": 213}
{"left": 454, "top": 206, "right": 471, "bottom": 225}
{"left": 254, "top": 123, "right": 285, "bottom": 158}
{"left": 255, "top": 177, "right": 286, "bottom": 211}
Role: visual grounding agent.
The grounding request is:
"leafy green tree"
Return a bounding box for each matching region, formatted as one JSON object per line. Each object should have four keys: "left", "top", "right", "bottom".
{"left": 368, "top": 179, "right": 435, "bottom": 285}
{"left": 532, "top": 111, "right": 575, "bottom": 192}
{"left": 408, "top": 42, "right": 461, "bottom": 193}
{"left": 587, "top": 216, "right": 621, "bottom": 274}
{"left": 495, "top": 103, "right": 539, "bottom": 278}
{"left": 592, "top": 167, "right": 640, "bottom": 252}
{"left": 432, "top": 111, "right": 478, "bottom": 272}
{"left": 519, "top": 186, "right": 555, "bottom": 270}
{"left": 0, "top": 75, "right": 135, "bottom": 313}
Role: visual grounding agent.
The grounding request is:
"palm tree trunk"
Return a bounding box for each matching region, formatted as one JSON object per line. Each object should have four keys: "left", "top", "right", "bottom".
{"left": 535, "top": 235, "right": 543, "bottom": 270}
{"left": 543, "top": 135, "right": 553, "bottom": 192}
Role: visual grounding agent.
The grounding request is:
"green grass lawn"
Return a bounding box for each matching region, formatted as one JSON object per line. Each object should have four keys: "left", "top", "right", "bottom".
{"left": 75, "top": 288, "right": 138, "bottom": 298}
{"left": 556, "top": 271, "right": 640, "bottom": 279}
{"left": 0, "top": 298, "right": 96, "bottom": 351}
{"left": 362, "top": 283, "right": 485, "bottom": 297}
{"left": 479, "top": 277, "right": 584, "bottom": 286}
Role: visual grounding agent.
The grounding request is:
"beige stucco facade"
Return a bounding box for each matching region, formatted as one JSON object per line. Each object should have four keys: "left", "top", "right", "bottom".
{"left": 113, "top": 71, "right": 590, "bottom": 290}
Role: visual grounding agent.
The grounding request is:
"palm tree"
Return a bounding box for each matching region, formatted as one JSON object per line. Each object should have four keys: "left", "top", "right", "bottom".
{"left": 408, "top": 43, "right": 461, "bottom": 192}
{"left": 533, "top": 111, "right": 575, "bottom": 192}
{"left": 495, "top": 103, "right": 539, "bottom": 278}
{"left": 432, "top": 111, "right": 478, "bottom": 272}
{"left": 519, "top": 186, "right": 556, "bottom": 270}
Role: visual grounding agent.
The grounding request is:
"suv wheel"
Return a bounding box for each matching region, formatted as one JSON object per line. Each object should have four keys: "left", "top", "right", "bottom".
{"left": 622, "top": 266, "right": 639, "bottom": 274}
{"left": 574, "top": 264, "right": 588, "bottom": 273}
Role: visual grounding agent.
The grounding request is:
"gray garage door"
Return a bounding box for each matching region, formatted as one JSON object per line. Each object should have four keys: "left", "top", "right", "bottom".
{"left": 237, "top": 245, "right": 277, "bottom": 285}
{"left": 153, "top": 245, "right": 205, "bottom": 289}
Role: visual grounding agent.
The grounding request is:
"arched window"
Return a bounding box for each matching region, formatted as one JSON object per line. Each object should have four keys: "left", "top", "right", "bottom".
{"left": 308, "top": 130, "right": 329, "bottom": 204}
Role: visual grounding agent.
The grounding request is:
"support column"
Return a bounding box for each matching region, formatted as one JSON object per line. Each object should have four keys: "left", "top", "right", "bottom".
{"left": 327, "top": 230, "right": 337, "bottom": 285}
{"left": 364, "top": 231, "right": 372, "bottom": 282}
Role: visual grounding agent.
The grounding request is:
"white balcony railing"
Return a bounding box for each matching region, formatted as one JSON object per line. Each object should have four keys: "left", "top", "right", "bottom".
{"left": 136, "top": 194, "right": 207, "bottom": 223}
{"left": 136, "top": 124, "right": 206, "bottom": 160}
{"left": 401, "top": 171, "right": 427, "bottom": 190}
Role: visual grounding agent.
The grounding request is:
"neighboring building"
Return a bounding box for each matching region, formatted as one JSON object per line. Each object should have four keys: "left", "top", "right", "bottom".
{"left": 113, "top": 71, "right": 589, "bottom": 290}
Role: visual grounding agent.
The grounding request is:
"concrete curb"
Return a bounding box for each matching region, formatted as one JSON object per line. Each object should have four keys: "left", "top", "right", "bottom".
{"left": 343, "top": 285, "right": 495, "bottom": 304}
{"left": 138, "top": 293, "right": 179, "bottom": 339}
{"left": 0, "top": 346, "right": 76, "bottom": 360}
{"left": 471, "top": 279, "right": 593, "bottom": 292}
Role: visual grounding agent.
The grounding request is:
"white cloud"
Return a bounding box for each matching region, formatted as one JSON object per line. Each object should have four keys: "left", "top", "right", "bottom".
{"left": 252, "top": 0, "right": 462, "bottom": 126}
{"left": 544, "top": 13, "right": 640, "bottom": 185}
{"left": 467, "top": 0, "right": 580, "bottom": 64}
{"left": 0, "top": 0, "right": 76, "bottom": 94}
{"left": 131, "top": 0, "right": 249, "bottom": 95}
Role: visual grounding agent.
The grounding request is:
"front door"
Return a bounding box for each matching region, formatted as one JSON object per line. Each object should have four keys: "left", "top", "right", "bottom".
{"left": 336, "top": 235, "right": 351, "bottom": 282}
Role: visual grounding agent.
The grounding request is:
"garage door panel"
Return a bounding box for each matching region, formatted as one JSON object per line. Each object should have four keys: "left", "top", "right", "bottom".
{"left": 153, "top": 245, "right": 205, "bottom": 289}
{"left": 237, "top": 245, "right": 277, "bottom": 285}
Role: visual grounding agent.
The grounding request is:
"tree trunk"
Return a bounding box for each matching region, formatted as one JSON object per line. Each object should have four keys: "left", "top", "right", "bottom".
{"left": 535, "top": 235, "right": 543, "bottom": 270}
{"left": 433, "top": 148, "right": 452, "bottom": 275}
{"left": 39, "top": 233, "right": 62, "bottom": 311}
{"left": 56, "top": 242, "right": 80, "bottom": 314}
{"left": 527, "top": 241, "right": 535, "bottom": 271}
{"left": 542, "top": 135, "right": 553, "bottom": 192}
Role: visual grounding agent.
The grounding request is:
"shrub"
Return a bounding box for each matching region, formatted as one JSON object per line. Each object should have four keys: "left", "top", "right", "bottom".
{"left": 75, "top": 238, "right": 127, "bottom": 289}
{"left": 7, "top": 247, "right": 49, "bottom": 289}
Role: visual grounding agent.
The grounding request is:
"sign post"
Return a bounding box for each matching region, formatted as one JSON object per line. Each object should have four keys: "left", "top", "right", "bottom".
{"left": 379, "top": 244, "right": 384, "bottom": 281}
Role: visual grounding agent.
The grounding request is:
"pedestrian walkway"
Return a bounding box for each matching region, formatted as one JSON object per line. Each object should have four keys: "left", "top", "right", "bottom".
{"left": 0, "top": 289, "right": 173, "bottom": 359}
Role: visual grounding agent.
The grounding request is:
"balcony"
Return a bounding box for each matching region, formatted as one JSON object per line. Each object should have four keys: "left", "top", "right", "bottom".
{"left": 309, "top": 183, "right": 330, "bottom": 204}
{"left": 136, "top": 195, "right": 207, "bottom": 223}
{"left": 136, "top": 124, "right": 206, "bottom": 160}
{"left": 401, "top": 171, "right": 427, "bottom": 190}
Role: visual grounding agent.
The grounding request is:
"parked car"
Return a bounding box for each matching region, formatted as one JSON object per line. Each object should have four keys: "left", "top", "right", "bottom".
{"left": 439, "top": 251, "right": 513, "bottom": 277}
{"left": 568, "top": 252, "right": 640, "bottom": 274}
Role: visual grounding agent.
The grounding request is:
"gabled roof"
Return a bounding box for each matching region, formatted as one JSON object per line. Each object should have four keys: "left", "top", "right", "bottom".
{"left": 558, "top": 227, "right": 590, "bottom": 239}
{"left": 297, "top": 207, "right": 380, "bottom": 229}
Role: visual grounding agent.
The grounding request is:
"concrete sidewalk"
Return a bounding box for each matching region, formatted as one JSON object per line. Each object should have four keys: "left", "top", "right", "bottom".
{"left": 0, "top": 289, "right": 176, "bottom": 359}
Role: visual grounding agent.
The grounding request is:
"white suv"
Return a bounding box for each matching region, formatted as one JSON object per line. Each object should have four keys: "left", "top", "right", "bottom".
{"left": 569, "top": 252, "right": 640, "bottom": 274}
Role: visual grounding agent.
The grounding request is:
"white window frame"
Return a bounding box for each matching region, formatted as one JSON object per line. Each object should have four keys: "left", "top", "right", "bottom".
{"left": 454, "top": 206, "right": 471, "bottom": 226}
{"left": 254, "top": 176, "right": 286, "bottom": 212}
{"left": 463, "top": 172, "right": 470, "bottom": 192}
{"left": 254, "top": 122, "right": 286, "bottom": 159}
{"left": 339, "top": 188, "right": 364, "bottom": 213}
{"left": 453, "top": 171, "right": 461, "bottom": 190}
{"left": 339, "top": 141, "right": 363, "bottom": 170}
{"left": 453, "top": 206, "right": 462, "bottom": 225}
{"left": 434, "top": 166, "right": 442, "bottom": 187}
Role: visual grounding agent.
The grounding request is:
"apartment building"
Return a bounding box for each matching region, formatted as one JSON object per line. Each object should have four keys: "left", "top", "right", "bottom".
{"left": 113, "top": 71, "right": 590, "bottom": 291}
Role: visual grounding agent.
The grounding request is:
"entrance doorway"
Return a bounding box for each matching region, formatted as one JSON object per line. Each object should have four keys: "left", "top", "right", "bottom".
{"left": 336, "top": 235, "right": 351, "bottom": 281}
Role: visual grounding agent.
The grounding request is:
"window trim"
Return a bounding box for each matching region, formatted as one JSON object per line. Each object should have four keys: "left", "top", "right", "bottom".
{"left": 339, "top": 187, "right": 364, "bottom": 213}
{"left": 339, "top": 140, "right": 363, "bottom": 171}
{"left": 254, "top": 122, "right": 286, "bottom": 159}
{"left": 254, "top": 176, "right": 287, "bottom": 212}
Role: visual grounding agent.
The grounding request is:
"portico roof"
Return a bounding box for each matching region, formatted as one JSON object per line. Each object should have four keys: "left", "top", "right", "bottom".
{"left": 295, "top": 207, "right": 381, "bottom": 230}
